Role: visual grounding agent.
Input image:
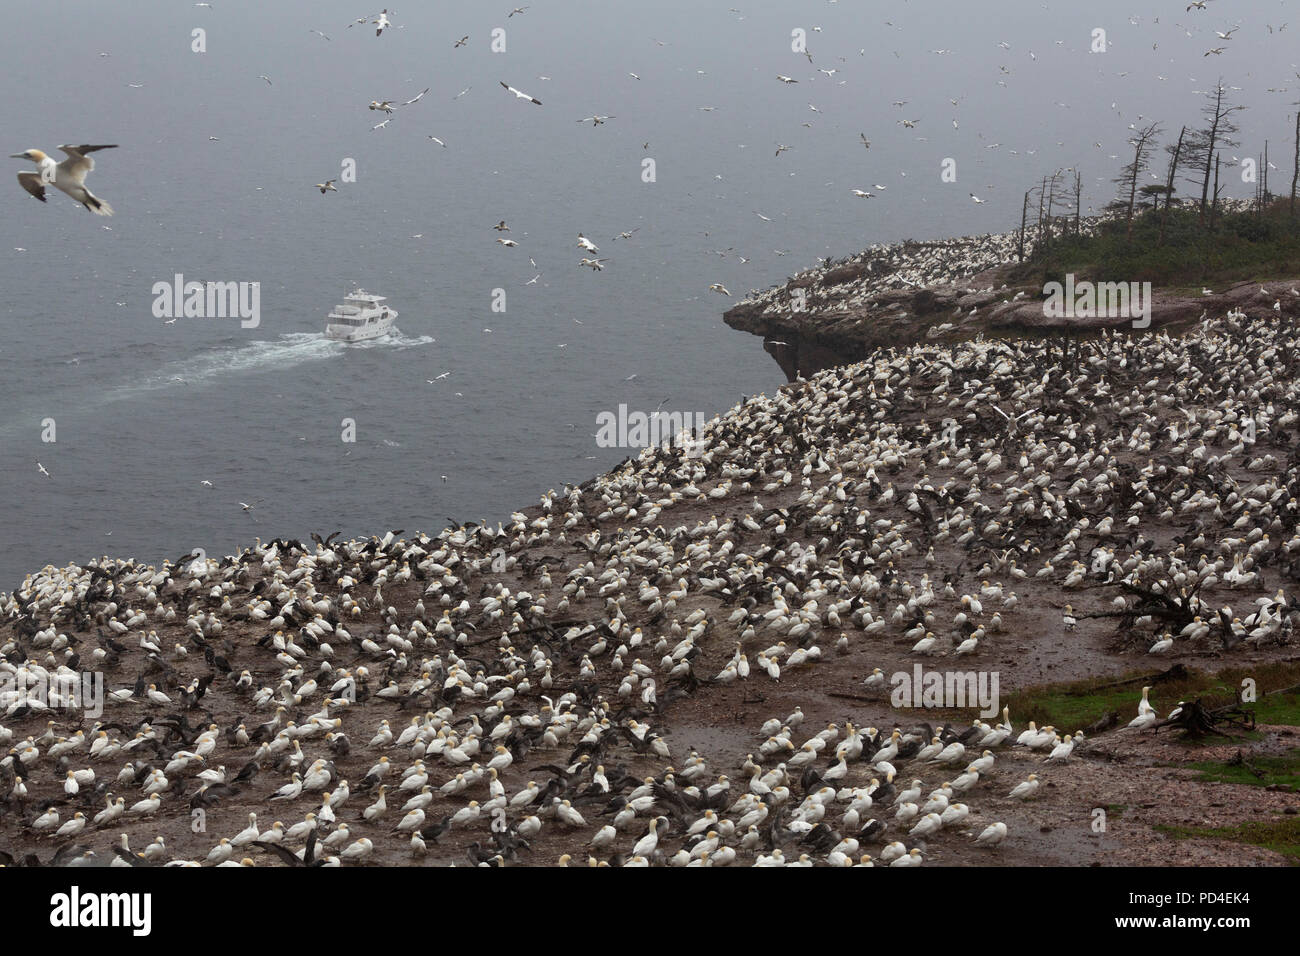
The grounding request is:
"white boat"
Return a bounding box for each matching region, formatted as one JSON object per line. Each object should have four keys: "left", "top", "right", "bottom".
{"left": 324, "top": 289, "right": 398, "bottom": 342}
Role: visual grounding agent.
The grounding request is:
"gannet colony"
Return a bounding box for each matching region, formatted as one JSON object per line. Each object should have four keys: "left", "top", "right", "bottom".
{"left": 3, "top": 301, "right": 1298, "bottom": 866}
{"left": 724, "top": 226, "right": 1051, "bottom": 374}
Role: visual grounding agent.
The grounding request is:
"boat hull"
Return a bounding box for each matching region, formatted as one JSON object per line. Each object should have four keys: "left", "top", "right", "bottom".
{"left": 324, "top": 309, "right": 398, "bottom": 343}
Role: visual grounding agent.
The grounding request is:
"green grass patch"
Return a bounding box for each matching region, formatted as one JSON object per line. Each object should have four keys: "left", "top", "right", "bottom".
{"left": 1006, "top": 199, "right": 1300, "bottom": 290}
{"left": 1185, "top": 750, "right": 1300, "bottom": 792}
{"left": 1154, "top": 817, "right": 1300, "bottom": 863}
{"left": 1010, "top": 661, "right": 1300, "bottom": 735}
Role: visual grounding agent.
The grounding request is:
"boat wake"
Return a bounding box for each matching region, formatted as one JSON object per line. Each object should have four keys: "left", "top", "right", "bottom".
{"left": 120, "top": 330, "right": 433, "bottom": 391}
{"left": 345, "top": 329, "right": 436, "bottom": 350}
{"left": 0, "top": 332, "right": 438, "bottom": 439}
{"left": 124, "top": 333, "right": 339, "bottom": 393}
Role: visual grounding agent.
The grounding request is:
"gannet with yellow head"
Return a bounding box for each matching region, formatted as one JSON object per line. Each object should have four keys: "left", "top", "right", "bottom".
{"left": 11, "top": 144, "right": 117, "bottom": 215}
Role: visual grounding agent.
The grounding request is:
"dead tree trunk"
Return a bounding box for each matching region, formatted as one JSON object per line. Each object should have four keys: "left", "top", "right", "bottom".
{"left": 1199, "top": 87, "right": 1223, "bottom": 219}
{"left": 1075, "top": 170, "right": 1082, "bottom": 235}
{"left": 1152, "top": 697, "right": 1256, "bottom": 737}
{"left": 1291, "top": 112, "right": 1299, "bottom": 217}
{"left": 1161, "top": 126, "right": 1185, "bottom": 246}
{"left": 1211, "top": 153, "right": 1221, "bottom": 228}
{"left": 1263, "top": 140, "right": 1270, "bottom": 207}
{"left": 1019, "top": 190, "right": 1030, "bottom": 261}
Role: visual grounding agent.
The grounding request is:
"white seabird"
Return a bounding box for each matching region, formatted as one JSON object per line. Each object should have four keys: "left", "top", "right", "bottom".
{"left": 11, "top": 144, "right": 117, "bottom": 216}
{"left": 500, "top": 81, "right": 542, "bottom": 105}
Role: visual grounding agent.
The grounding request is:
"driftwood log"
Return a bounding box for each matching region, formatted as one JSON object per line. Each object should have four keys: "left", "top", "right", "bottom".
{"left": 1151, "top": 695, "right": 1255, "bottom": 737}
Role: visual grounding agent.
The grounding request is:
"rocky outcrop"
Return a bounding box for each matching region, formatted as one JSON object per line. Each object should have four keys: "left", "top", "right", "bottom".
{"left": 726, "top": 230, "right": 1300, "bottom": 380}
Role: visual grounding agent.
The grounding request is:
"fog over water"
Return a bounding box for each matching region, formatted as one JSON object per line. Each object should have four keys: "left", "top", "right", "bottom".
{"left": 1, "top": 0, "right": 1294, "bottom": 588}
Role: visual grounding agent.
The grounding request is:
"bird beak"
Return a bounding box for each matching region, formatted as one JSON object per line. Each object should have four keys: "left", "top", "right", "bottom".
{"left": 9, "top": 152, "right": 27, "bottom": 159}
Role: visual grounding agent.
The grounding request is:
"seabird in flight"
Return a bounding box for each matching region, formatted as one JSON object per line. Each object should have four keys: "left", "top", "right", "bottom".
{"left": 500, "top": 82, "right": 542, "bottom": 105}
{"left": 11, "top": 144, "right": 117, "bottom": 216}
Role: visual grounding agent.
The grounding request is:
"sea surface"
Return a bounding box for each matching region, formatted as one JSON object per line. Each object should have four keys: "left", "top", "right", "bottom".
{"left": 1, "top": 0, "right": 1294, "bottom": 588}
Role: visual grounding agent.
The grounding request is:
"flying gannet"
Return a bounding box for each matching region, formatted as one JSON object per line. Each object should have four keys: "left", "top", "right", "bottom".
{"left": 500, "top": 81, "right": 542, "bottom": 105}
{"left": 11, "top": 144, "right": 117, "bottom": 216}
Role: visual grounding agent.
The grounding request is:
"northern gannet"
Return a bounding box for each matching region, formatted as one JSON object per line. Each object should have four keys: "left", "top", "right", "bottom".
{"left": 1008, "top": 774, "right": 1039, "bottom": 800}
{"left": 11, "top": 144, "right": 117, "bottom": 216}
{"left": 500, "top": 82, "right": 542, "bottom": 105}
{"left": 974, "top": 822, "right": 1007, "bottom": 847}
{"left": 369, "top": 87, "right": 428, "bottom": 114}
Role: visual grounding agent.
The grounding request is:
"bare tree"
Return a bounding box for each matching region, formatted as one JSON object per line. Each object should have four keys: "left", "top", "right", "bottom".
{"left": 1292, "top": 112, "right": 1299, "bottom": 217}
{"left": 1018, "top": 190, "right": 1030, "bottom": 260}
{"left": 1263, "top": 140, "right": 1270, "bottom": 207}
{"left": 1113, "top": 122, "right": 1162, "bottom": 238}
{"left": 1074, "top": 169, "right": 1082, "bottom": 235}
{"left": 1211, "top": 152, "right": 1223, "bottom": 228}
{"left": 1160, "top": 126, "right": 1185, "bottom": 245}
{"left": 1188, "top": 81, "right": 1245, "bottom": 220}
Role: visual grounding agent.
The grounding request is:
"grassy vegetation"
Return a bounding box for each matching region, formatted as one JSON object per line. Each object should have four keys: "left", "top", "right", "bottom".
{"left": 1154, "top": 817, "right": 1300, "bottom": 863}
{"left": 1009, "top": 661, "right": 1300, "bottom": 736}
{"left": 1185, "top": 751, "right": 1300, "bottom": 792}
{"left": 1006, "top": 199, "right": 1300, "bottom": 290}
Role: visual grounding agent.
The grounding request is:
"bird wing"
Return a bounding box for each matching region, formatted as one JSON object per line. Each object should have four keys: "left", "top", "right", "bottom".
{"left": 17, "top": 171, "right": 47, "bottom": 202}
{"left": 500, "top": 81, "right": 541, "bottom": 105}
{"left": 111, "top": 845, "right": 147, "bottom": 867}
{"left": 252, "top": 840, "right": 303, "bottom": 867}
{"left": 401, "top": 87, "right": 430, "bottom": 106}
{"left": 56, "top": 144, "right": 117, "bottom": 183}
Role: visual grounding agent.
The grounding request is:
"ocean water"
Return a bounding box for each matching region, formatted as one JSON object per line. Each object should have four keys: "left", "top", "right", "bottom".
{"left": 1, "top": 0, "right": 1294, "bottom": 588}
